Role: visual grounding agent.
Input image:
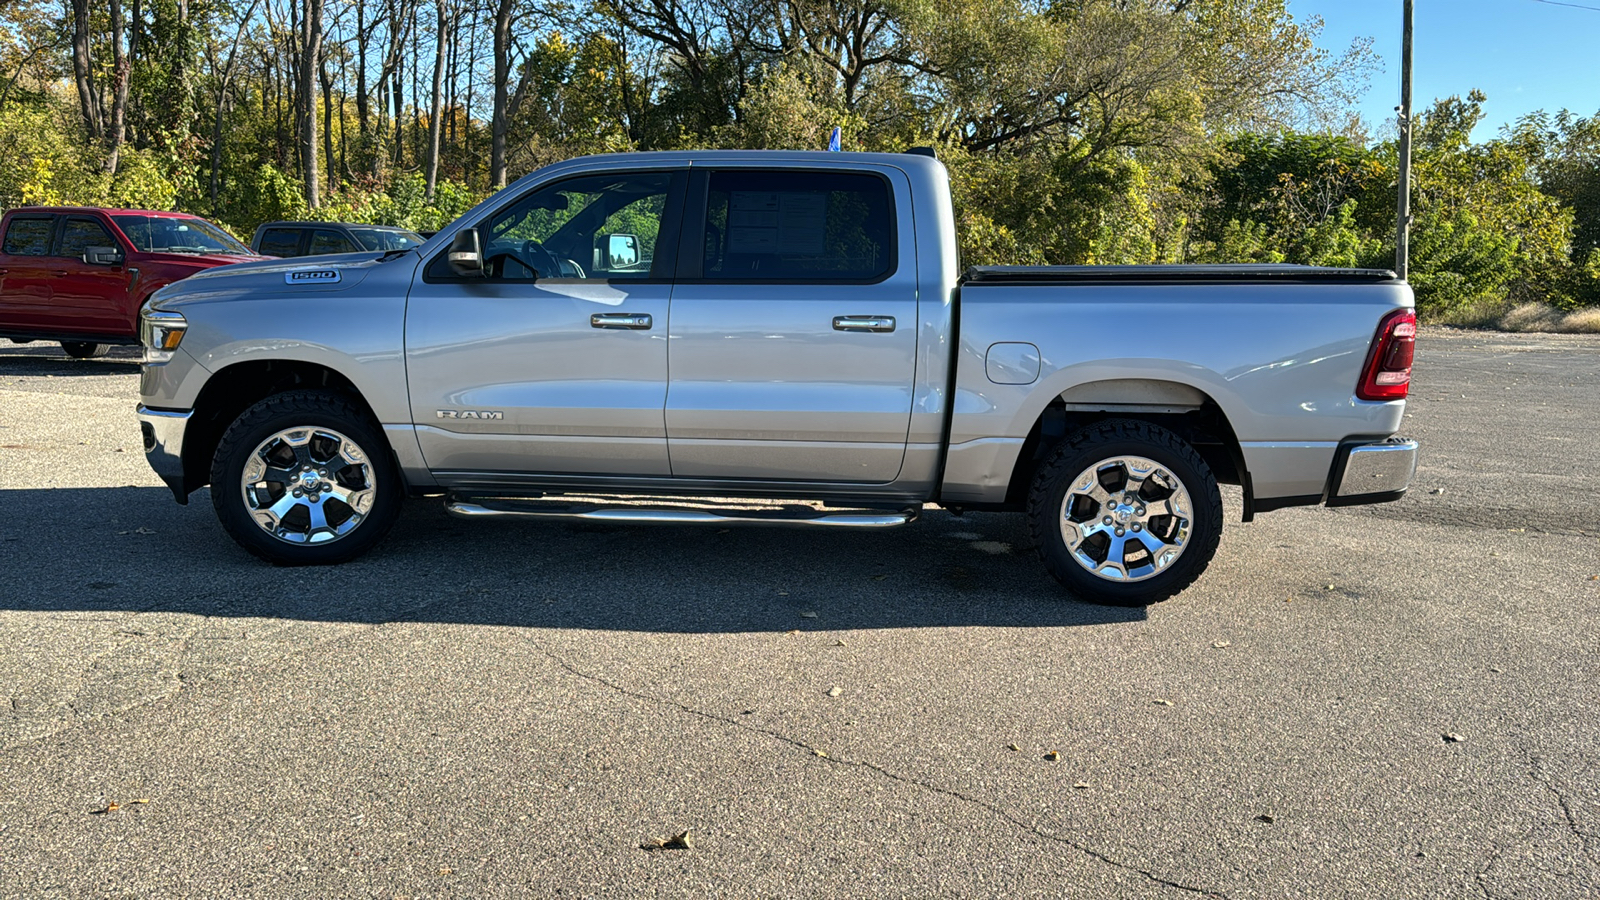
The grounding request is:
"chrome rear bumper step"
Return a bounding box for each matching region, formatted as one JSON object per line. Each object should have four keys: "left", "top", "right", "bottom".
{"left": 444, "top": 496, "right": 920, "bottom": 529}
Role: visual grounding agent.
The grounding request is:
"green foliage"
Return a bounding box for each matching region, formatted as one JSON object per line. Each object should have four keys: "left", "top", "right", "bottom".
{"left": 3, "top": 0, "right": 1598, "bottom": 317}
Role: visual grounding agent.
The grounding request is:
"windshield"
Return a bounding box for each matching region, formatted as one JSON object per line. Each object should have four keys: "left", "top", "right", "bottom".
{"left": 348, "top": 227, "right": 423, "bottom": 251}
{"left": 112, "top": 215, "right": 251, "bottom": 256}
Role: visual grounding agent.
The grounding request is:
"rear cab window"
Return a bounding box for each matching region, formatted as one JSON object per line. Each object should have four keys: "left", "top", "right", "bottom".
{"left": 699, "top": 170, "right": 895, "bottom": 282}
{"left": 58, "top": 216, "right": 117, "bottom": 259}
{"left": 2, "top": 215, "right": 57, "bottom": 256}
{"left": 257, "top": 228, "right": 303, "bottom": 258}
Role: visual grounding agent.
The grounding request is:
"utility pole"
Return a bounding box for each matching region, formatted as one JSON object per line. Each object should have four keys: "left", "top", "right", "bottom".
{"left": 1395, "top": 0, "right": 1414, "bottom": 279}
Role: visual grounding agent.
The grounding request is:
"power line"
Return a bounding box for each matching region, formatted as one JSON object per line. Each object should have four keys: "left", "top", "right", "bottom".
{"left": 1527, "top": 0, "right": 1600, "bottom": 12}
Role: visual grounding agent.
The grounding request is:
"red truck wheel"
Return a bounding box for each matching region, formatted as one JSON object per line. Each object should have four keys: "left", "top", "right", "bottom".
{"left": 61, "top": 341, "right": 111, "bottom": 359}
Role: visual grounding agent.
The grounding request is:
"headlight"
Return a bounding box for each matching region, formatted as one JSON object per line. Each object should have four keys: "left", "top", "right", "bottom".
{"left": 140, "top": 307, "right": 188, "bottom": 364}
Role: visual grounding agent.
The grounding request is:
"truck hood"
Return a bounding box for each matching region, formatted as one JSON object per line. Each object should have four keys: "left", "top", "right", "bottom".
{"left": 149, "top": 251, "right": 397, "bottom": 307}
{"left": 141, "top": 251, "right": 270, "bottom": 267}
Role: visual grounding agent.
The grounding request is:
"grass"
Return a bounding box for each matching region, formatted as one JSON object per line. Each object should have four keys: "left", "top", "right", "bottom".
{"left": 1421, "top": 299, "right": 1600, "bottom": 334}
{"left": 1498, "top": 303, "right": 1600, "bottom": 334}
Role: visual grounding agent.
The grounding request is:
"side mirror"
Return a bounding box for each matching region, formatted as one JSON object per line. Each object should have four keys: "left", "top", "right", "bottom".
{"left": 600, "top": 233, "right": 640, "bottom": 269}
{"left": 447, "top": 229, "right": 484, "bottom": 278}
{"left": 84, "top": 246, "right": 124, "bottom": 267}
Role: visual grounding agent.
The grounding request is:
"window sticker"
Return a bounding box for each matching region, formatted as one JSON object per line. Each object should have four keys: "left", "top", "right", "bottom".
{"left": 727, "top": 191, "right": 827, "bottom": 255}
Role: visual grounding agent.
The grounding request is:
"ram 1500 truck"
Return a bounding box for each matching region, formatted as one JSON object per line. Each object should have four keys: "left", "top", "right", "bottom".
{"left": 135, "top": 151, "right": 1418, "bottom": 606}
{"left": 0, "top": 207, "right": 265, "bottom": 357}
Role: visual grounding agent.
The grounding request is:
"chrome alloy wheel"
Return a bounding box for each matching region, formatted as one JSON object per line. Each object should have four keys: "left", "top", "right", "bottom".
{"left": 240, "top": 427, "right": 377, "bottom": 544}
{"left": 1058, "top": 455, "right": 1193, "bottom": 582}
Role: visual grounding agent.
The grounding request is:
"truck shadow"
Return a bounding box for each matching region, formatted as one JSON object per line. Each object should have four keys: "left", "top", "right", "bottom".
{"left": 0, "top": 487, "right": 1146, "bottom": 631}
{"left": 0, "top": 344, "right": 141, "bottom": 375}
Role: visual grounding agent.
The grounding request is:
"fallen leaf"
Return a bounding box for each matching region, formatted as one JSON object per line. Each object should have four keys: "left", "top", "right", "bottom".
{"left": 799, "top": 611, "right": 818, "bottom": 619}
{"left": 131, "top": 798, "right": 149, "bottom": 805}
{"left": 1211, "top": 640, "right": 1231, "bottom": 649}
{"left": 834, "top": 639, "right": 847, "bottom": 647}
{"left": 1153, "top": 699, "right": 1172, "bottom": 706}
{"left": 1324, "top": 584, "right": 1335, "bottom": 591}
{"left": 1042, "top": 751, "right": 1060, "bottom": 762}
{"left": 785, "top": 629, "right": 800, "bottom": 635}
{"left": 438, "top": 867, "right": 454, "bottom": 876}
{"left": 1073, "top": 782, "right": 1090, "bottom": 790}
{"left": 1443, "top": 733, "right": 1467, "bottom": 743}
{"left": 826, "top": 686, "right": 842, "bottom": 697}
{"left": 1007, "top": 743, "right": 1021, "bottom": 752}
{"left": 640, "top": 830, "right": 693, "bottom": 851}
{"left": 1255, "top": 814, "right": 1275, "bottom": 824}
{"left": 814, "top": 749, "right": 829, "bottom": 758}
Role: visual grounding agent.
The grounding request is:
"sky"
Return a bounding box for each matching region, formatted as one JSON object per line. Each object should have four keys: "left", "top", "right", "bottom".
{"left": 1287, "top": 0, "right": 1600, "bottom": 140}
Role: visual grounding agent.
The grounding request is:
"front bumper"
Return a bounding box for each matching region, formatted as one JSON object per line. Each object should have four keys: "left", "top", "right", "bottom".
{"left": 1327, "top": 437, "right": 1418, "bottom": 506}
{"left": 138, "top": 405, "right": 192, "bottom": 503}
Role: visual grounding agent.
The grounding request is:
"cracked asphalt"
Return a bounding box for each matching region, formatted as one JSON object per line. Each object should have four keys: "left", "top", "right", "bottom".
{"left": 0, "top": 328, "right": 1596, "bottom": 898}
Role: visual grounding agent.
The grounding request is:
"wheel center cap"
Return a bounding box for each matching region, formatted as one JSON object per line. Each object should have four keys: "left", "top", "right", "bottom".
{"left": 1116, "top": 506, "right": 1133, "bottom": 523}
{"left": 300, "top": 471, "right": 320, "bottom": 489}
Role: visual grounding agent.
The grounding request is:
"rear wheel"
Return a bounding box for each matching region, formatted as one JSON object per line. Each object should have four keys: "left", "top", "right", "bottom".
{"left": 61, "top": 341, "right": 110, "bottom": 358}
{"left": 210, "top": 391, "right": 401, "bottom": 565}
{"left": 1028, "top": 419, "right": 1223, "bottom": 606}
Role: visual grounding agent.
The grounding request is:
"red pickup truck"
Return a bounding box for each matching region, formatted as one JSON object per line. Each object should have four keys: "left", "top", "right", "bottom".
{"left": 0, "top": 207, "right": 265, "bottom": 358}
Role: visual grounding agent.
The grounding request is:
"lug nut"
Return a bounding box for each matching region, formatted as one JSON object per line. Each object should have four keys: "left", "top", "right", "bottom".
{"left": 292, "top": 489, "right": 302, "bottom": 497}
{"left": 1136, "top": 507, "right": 1146, "bottom": 515}
{"left": 1132, "top": 524, "right": 1142, "bottom": 532}
{"left": 1115, "top": 527, "right": 1125, "bottom": 536}
{"left": 1102, "top": 516, "right": 1113, "bottom": 525}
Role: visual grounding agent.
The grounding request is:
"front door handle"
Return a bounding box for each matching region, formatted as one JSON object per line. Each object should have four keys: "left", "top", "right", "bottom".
{"left": 833, "top": 315, "right": 895, "bottom": 333}
{"left": 591, "top": 312, "right": 652, "bottom": 330}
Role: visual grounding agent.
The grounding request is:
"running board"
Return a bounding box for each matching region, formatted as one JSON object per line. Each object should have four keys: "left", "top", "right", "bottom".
{"left": 444, "top": 496, "right": 920, "bottom": 529}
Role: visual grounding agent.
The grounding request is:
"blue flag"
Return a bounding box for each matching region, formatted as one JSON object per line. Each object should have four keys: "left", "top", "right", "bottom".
{"left": 827, "top": 127, "right": 841, "bottom": 152}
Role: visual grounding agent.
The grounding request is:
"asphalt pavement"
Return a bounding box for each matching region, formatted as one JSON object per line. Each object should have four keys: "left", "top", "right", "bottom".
{"left": 0, "top": 329, "right": 1595, "bottom": 898}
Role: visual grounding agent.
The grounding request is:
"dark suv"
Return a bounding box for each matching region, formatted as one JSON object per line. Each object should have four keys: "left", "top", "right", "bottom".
{"left": 251, "top": 221, "right": 425, "bottom": 258}
{"left": 0, "top": 207, "right": 263, "bottom": 358}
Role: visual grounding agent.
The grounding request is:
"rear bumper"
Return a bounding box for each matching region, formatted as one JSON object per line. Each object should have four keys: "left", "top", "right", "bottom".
{"left": 1327, "top": 437, "right": 1418, "bottom": 507}
{"left": 137, "top": 405, "right": 192, "bottom": 503}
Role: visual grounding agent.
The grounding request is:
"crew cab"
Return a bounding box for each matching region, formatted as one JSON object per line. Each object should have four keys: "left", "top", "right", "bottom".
{"left": 0, "top": 207, "right": 263, "bottom": 357}
{"left": 135, "top": 151, "right": 1418, "bottom": 606}
{"left": 251, "top": 221, "right": 425, "bottom": 258}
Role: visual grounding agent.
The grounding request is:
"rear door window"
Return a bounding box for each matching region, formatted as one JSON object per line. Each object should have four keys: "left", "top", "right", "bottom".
{"left": 58, "top": 217, "right": 116, "bottom": 259}
{"left": 308, "top": 229, "right": 358, "bottom": 255}
{"left": 699, "top": 170, "right": 894, "bottom": 282}
{"left": 2, "top": 216, "right": 56, "bottom": 256}
{"left": 256, "top": 228, "right": 303, "bottom": 258}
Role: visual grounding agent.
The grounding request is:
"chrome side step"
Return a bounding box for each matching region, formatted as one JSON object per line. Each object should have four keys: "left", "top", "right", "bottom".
{"left": 444, "top": 495, "right": 920, "bottom": 529}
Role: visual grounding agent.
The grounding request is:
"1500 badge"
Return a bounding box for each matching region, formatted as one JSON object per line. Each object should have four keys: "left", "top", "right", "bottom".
{"left": 436, "top": 409, "right": 504, "bottom": 420}
{"left": 284, "top": 269, "right": 340, "bottom": 284}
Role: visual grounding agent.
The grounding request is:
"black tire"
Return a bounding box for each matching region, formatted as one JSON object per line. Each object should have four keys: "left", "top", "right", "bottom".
{"left": 1028, "top": 419, "right": 1223, "bottom": 607}
{"left": 61, "top": 341, "right": 111, "bottom": 358}
{"left": 210, "top": 390, "right": 402, "bottom": 565}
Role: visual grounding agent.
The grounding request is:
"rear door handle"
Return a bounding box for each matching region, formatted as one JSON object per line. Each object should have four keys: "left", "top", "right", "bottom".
{"left": 591, "top": 313, "right": 652, "bottom": 330}
{"left": 833, "top": 315, "right": 895, "bottom": 333}
{"left": 51, "top": 269, "right": 69, "bottom": 277}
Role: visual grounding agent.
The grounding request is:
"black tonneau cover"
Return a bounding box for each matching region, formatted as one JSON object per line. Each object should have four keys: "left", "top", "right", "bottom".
{"left": 963, "top": 264, "right": 1400, "bottom": 285}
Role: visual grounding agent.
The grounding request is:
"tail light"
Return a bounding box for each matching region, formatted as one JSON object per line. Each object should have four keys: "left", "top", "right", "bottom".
{"left": 1356, "top": 308, "right": 1416, "bottom": 401}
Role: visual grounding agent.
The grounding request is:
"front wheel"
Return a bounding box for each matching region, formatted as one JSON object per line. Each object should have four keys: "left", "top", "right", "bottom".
{"left": 1028, "top": 419, "right": 1223, "bottom": 607}
{"left": 61, "top": 341, "right": 110, "bottom": 358}
{"left": 210, "top": 391, "right": 402, "bottom": 565}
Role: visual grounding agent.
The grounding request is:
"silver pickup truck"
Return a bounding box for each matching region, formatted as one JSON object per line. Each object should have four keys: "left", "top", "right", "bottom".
{"left": 135, "top": 150, "right": 1418, "bottom": 606}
